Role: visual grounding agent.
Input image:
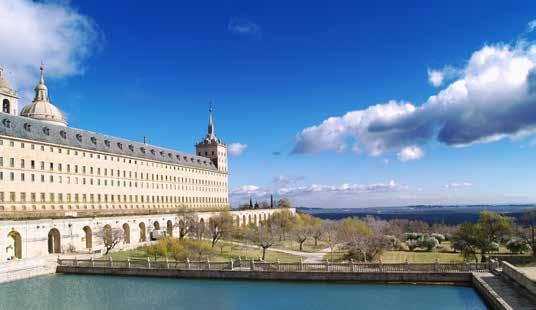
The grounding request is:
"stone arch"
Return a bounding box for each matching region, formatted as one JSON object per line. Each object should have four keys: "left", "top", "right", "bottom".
{"left": 48, "top": 228, "right": 61, "bottom": 254}
{"left": 139, "top": 222, "right": 146, "bottom": 242}
{"left": 7, "top": 231, "right": 22, "bottom": 259}
{"left": 103, "top": 224, "right": 113, "bottom": 245}
{"left": 123, "top": 223, "right": 130, "bottom": 244}
{"left": 153, "top": 221, "right": 160, "bottom": 230}
{"left": 179, "top": 219, "right": 186, "bottom": 238}
{"left": 243, "top": 215, "right": 246, "bottom": 226}
{"left": 83, "top": 226, "right": 92, "bottom": 249}
{"left": 235, "top": 216, "right": 240, "bottom": 227}
{"left": 248, "top": 214, "right": 252, "bottom": 224}
{"left": 166, "top": 220, "right": 173, "bottom": 236}
{"left": 2, "top": 99, "right": 9, "bottom": 114}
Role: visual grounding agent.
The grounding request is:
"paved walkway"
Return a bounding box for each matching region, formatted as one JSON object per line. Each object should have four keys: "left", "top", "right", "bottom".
{"left": 520, "top": 267, "right": 536, "bottom": 281}
{"left": 479, "top": 273, "right": 536, "bottom": 309}
{"left": 221, "top": 240, "right": 330, "bottom": 263}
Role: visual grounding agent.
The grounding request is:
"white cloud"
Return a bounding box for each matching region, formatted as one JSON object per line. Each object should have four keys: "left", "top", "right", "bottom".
{"left": 230, "top": 180, "right": 402, "bottom": 204}
{"left": 228, "top": 19, "right": 260, "bottom": 36}
{"left": 427, "top": 66, "right": 460, "bottom": 87}
{"left": 228, "top": 143, "right": 248, "bottom": 156}
{"left": 528, "top": 20, "right": 536, "bottom": 33}
{"left": 293, "top": 34, "right": 536, "bottom": 157}
{"left": 444, "top": 182, "right": 473, "bottom": 190}
{"left": 0, "top": 0, "right": 100, "bottom": 99}
{"left": 397, "top": 146, "right": 424, "bottom": 162}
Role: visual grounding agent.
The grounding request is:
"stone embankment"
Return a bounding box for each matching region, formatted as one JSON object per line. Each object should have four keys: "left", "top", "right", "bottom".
{"left": 0, "top": 257, "right": 57, "bottom": 284}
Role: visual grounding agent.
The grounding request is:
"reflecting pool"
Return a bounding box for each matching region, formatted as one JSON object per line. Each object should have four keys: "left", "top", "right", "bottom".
{"left": 0, "top": 275, "right": 487, "bottom": 310}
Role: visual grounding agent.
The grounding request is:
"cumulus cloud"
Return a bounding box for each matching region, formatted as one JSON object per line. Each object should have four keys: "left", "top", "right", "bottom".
{"left": 427, "top": 66, "right": 460, "bottom": 87}
{"left": 397, "top": 146, "right": 424, "bottom": 162}
{"left": 230, "top": 180, "right": 402, "bottom": 203}
{"left": 228, "top": 19, "right": 260, "bottom": 36}
{"left": 293, "top": 32, "right": 536, "bottom": 157}
{"left": 0, "top": 0, "right": 101, "bottom": 98}
{"left": 444, "top": 182, "right": 473, "bottom": 190}
{"left": 228, "top": 143, "right": 248, "bottom": 156}
{"left": 528, "top": 20, "right": 536, "bottom": 33}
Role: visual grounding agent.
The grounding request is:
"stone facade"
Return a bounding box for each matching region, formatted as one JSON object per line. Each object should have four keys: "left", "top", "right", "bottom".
{"left": 1, "top": 209, "right": 290, "bottom": 260}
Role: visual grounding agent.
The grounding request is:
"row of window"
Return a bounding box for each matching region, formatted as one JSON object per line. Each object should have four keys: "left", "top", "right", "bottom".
{"left": 0, "top": 156, "right": 226, "bottom": 187}
{"left": 0, "top": 170, "right": 226, "bottom": 193}
{"left": 0, "top": 191, "right": 227, "bottom": 204}
{"left": 0, "top": 138, "right": 226, "bottom": 176}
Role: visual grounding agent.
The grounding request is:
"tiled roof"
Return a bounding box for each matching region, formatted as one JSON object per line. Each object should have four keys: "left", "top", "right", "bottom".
{"left": 0, "top": 112, "right": 218, "bottom": 171}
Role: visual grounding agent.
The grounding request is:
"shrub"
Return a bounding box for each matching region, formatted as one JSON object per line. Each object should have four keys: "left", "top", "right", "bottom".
{"left": 419, "top": 236, "right": 439, "bottom": 251}
{"left": 506, "top": 238, "right": 530, "bottom": 254}
{"left": 404, "top": 232, "right": 422, "bottom": 241}
{"left": 385, "top": 235, "right": 402, "bottom": 250}
{"left": 431, "top": 233, "right": 445, "bottom": 244}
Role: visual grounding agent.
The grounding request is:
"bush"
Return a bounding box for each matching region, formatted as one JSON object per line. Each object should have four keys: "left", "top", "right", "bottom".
{"left": 506, "top": 238, "right": 530, "bottom": 254}
{"left": 419, "top": 236, "right": 439, "bottom": 251}
{"left": 385, "top": 235, "right": 402, "bottom": 250}
{"left": 404, "top": 232, "right": 422, "bottom": 241}
{"left": 489, "top": 241, "right": 500, "bottom": 253}
{"left": 431, "top": 233, "right": 445, "bottom": 244}
{"left": 406, "top": 239, "right": 419, "bottom": 251}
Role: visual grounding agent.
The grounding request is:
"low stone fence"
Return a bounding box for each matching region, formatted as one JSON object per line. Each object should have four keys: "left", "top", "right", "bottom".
{"left": 56, "top": 258, "right": 489, "bottom": 284}
{"left": 501, "top": 261, "right": 536, "bottom": 296}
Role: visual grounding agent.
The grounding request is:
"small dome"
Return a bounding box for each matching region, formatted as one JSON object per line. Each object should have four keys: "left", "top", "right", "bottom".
{"left": 20, "top": 100, "right": 67, "bottom": 126}
{"left": 20, "top": 66, "right": 68, "bottom": 127}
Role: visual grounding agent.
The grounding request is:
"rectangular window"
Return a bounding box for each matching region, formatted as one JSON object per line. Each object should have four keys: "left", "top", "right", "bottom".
{"left": 20, "top": 173, "right": 25, "bottom": 182}
{"left": 20, "top": 159, "right": 25, "bottom": 169}
{"left": 10, "top": 172, "right": 14, "bottom": 181}
{"left": 20, "top": 192, "right": 26, "bottom": 202}
{"left": 10, "top": 158, "right": 14, "bottom": 167}
{"left": 40, "top": 161, "right": 44, "bottom": 170}
{"left": 31, "top": 193, "right": 36, "bottom": 202}
{"left": 31, "top": 160, "right": 35, "bottom": 169}
{"left": 10, "top": 192, "right": 15, "bottom": 202}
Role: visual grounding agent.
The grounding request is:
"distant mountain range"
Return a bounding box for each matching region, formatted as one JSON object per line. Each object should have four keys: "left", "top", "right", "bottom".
{"left": 298, "top": 204, "right": 536, "bottom": 225}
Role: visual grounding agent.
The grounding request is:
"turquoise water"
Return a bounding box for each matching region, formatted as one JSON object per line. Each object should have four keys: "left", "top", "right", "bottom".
{"left": 0, "top": 275, "right": 487, "bottom": 310}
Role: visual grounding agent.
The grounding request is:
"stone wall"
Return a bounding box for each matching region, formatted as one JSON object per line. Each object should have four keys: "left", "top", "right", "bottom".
{"left": 0, "top": 208, "right": 293, "bottom": 261}
{"left": 501, "top": 261, "right": 536, "bottom": 296}
{"left": 56, "top": 266, "right": 473, "bottom": 283}
{"left": 0, "top": 257, "right": 56, "bottom": 284}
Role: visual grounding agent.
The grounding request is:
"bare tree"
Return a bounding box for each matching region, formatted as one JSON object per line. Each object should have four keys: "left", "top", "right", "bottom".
{"left": 208, "top": 212, "right": 235, "bottom": 248}
{"left": 291, "top": 213, "right": 313, "bottom": 251}
{"left": 98, "top": 225, "right": 123, "bottom": 255}
{"left": 175, "top": 212, "right": 199, "bottom": 239}
{"left": 246, "top": 222, "right": 277, "bottom": 260}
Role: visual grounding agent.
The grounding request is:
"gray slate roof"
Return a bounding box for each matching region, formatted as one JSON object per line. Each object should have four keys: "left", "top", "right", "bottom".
{"left": 0, "top": 112, "right": 218, "bottom": 171}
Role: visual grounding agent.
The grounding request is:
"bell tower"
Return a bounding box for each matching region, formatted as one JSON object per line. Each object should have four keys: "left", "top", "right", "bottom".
{"left": 195, "top": 107, "right": 228, "bottom": 173}
{"left": 0, "top": 66, "right": 19, "bottom": 116}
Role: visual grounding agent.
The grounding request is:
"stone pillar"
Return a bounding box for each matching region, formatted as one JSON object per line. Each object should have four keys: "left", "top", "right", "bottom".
{"left": 230, "top": 259, "right": 234, "bottom": 271}
{"left": 147, "top": 257, "right": 151, "bottom": 269}
{"left": 250, "top": 259, "right": 255, "bottom": 271}
{"left": 379, "top": 259, "right": 383, "bottom": 272}
{"left": 127, "top": 257, "right": 131, "bottom": 268}
{"left": 109, "top": 256, "right": 113, "bottom": 268}
{"left": 434, "top": 259, "right": 440, "bottom": 272}
{"left": 276, "top": 259, "right": 281, "bottom": 272}
{"left": 186, "top": 258, "right": 190, "bottom": 270}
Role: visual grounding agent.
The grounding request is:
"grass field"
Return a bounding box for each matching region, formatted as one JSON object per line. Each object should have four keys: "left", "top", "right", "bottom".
{"left": 277, "top": 239, "right": 329, "bottom": 253}
{"left": 103, "top": 240, "right": 301, "bottom": 263}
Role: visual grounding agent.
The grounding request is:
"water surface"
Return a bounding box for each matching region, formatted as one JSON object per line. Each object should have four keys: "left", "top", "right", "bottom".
{"left": 0, "top": 274, "right": 487, "bottom": 310}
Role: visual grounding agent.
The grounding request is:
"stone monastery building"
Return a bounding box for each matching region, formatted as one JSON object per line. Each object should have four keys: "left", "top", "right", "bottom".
{"left": 0, "top": 66, "right": 279, "bottom": 260}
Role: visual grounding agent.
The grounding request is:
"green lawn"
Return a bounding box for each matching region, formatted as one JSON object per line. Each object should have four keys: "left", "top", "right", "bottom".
{"left": 276, "top": 239, "right": 328, "bottom": 253}
{"left": 381, "top": 250, "right": 464, "bottom": 263}
{"left": 103, "top": 240, "right": 301, "bottom": 263}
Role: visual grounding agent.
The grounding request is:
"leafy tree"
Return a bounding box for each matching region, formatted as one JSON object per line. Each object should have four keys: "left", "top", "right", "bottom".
{"left": 451, "top": 212, "right": 513, "bottom": 262}
{"left": 384, "top": 235, "right": 402, "bottom": 250}
{"left": 146, "top": 239, "right": 168, "bottom": 260}
{"left": 420, "top": 236, "right": 439, "bottom": 251}
{"left": 336, "top": 218, "right": 384, "bottom": 262}
{"left": 506, "top": 238, "right": 530, "bottom": 254}
{"left": 184, "top": 239, "right": 214, "bottom": 260}
{"left": 406, "top": 239, "right": 419, "bottom": 251}
{"left": 208, "top": 212, "right": 235, "bottom": 248}
{"left": 310, "top": 217, "right": 324, "bottom": 247}
{"left": 267, "top": 210, "right": 294, "bottom": 241}
{"left": 277, "top": 198, "right": 292, "bottom": 209}
{"left": 522, "top": 210, "right": 536, "bottom": 257}
{"left": 431, "top": 233, "right": 445, "bottom": 244}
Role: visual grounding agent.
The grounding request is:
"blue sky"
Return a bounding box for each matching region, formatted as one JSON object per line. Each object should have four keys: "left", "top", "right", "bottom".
{"left": 2, "top": 0, "right": 536, "bottom": 208}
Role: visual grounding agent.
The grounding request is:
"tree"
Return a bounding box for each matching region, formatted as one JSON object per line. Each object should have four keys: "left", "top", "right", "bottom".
{"left": 184, "top": 239, "right": 214, "bottom": 260}
{"left": 270, "top": 195, "right": 274, "bottom": 209}
{"left": 146, "top": 238, "right": 168, "bottom": 260}
{"left": 246, "top": 222, "right": 277, "bottom": 260}
{"left": 98, "top": 225, "right": 123, "bottom": 255}
{"left": 522, "top": 210, "right": 536, "bottom": 257}
{"left": 336, "top": 218, "right": 378, "bottom": 262}
{"left": 267, "top": 210, "right": 293, "bottom": 241}
{"left": 506, "top": 238, "right": 530, "bottom": 254}
{"left": 419, "top": 236, "right": 439, "bottom": 252}
{"left": 175, "top": 212, "right": 199, "bottom": 239}
{"left": 451, "top": 222, "right": 480, "bottom": 262}
{"left": 277, "top": 198, "right": 292, "bottom": 209}
{"left": 322, "top": 220, "right": 340, "bottom": 260}
{"left": 249, "top": 198, "right": 254, "bottom": 209}
{"left": 208, "top": 212, "right": 235, "bottom": 248}
{"left": 310, "top": 217, "right": 324, "bottom": 247}
{"left": 476, "top": 211, "right": 513, "bottom": 260}
{"left": 451, "top": 212, "right": 513, "bottom": 262}
{"left": 291, "top": 213, "right": 313, "bottom": 251}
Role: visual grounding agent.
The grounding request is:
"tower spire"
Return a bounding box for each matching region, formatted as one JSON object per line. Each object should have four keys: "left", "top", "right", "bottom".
{"left": 34, "top": 63, "right": 49, "bottom": 102}
{"left": 208, "top": 103, "right": 215, "bottom": 136}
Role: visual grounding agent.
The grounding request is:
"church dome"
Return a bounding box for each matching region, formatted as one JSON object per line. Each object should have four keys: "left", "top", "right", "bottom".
{"left": 20, "top": 66, "right": 68, "bottom": 127}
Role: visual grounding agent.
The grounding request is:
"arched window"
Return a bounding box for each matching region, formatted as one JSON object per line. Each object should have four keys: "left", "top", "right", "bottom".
{"left": 2, "top": 99, "right": 9, "bottom": 114}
